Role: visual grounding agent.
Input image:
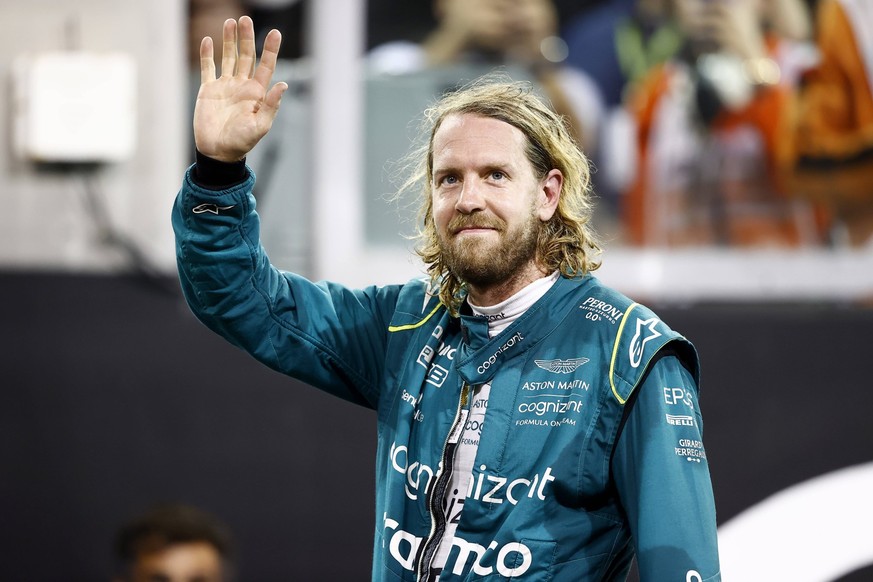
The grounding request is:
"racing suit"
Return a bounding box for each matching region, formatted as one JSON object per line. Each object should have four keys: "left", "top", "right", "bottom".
{"left": 172, "top": 162, "right": 721, "bottom": 581}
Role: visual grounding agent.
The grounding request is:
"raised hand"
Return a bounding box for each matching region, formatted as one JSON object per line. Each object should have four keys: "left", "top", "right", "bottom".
{"left": 194, "top": 16, "right": 287, "bottom": 162}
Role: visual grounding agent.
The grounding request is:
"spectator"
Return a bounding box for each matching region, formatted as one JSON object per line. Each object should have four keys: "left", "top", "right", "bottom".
{"left": 561, "top": 0, "right": 682, "bottom": 228}
{"left": 614, "top": 0, "right": 819, "bottom": 247}
{"left": 112, "top": 504, "right": 235, "bottom": 582}
{"left": 189, "top": 0, "right": 305, "bottom": 68}
{"left": 367, "top": 0, "right": 604, "bottom": 153}
{"left": 563, "top": 0, "right": 663, "bottom": 110}
{"left": 189, "top": 0, "right": 246, "bottom": 70}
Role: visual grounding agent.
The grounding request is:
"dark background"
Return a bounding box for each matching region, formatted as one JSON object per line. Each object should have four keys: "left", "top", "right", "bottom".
{"left": 2, "top": 272, "right": 872, "bottom": 580}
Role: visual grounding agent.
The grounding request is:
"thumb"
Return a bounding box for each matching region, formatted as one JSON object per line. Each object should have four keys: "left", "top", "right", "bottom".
{"left": 263, "top": 81, "right": 288, "bottom": 114}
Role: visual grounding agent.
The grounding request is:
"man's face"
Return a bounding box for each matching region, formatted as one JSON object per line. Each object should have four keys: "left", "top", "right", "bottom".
{"left": 127, "top": 542, "right": 224, "bottom": 582}
{"left": 430, "top": 113, "right": 559, "bottom": 288}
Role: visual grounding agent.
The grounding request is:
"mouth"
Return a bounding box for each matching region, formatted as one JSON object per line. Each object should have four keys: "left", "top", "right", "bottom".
{"left": 450, "top": 219, "right": 502, "bottom": 236}
{"left": 453, "top": 226, "right": 496, "bottom": 235}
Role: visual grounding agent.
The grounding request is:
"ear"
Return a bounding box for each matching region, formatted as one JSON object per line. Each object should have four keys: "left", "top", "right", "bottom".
{"left": 537, "top": 169, "right": 562, "bottom": 222}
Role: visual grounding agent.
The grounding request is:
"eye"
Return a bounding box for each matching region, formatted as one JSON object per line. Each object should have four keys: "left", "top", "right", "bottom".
{"left": 439, "top": 174, "right": 458, "bottom": 185}
{"left": 489, "top": 170, "right": 505, "bottom": 181}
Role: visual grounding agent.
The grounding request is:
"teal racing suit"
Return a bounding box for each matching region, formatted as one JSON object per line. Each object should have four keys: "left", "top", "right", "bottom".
{"left": 172, "top": 163, "right": 721, "bottom": 581}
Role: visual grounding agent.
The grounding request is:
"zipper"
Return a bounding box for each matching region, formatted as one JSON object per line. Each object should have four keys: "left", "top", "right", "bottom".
{"left": 416, "top": 382, "right": 471, "bottom": 581}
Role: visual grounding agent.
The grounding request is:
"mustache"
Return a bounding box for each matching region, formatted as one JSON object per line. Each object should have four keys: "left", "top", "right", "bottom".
{"left": 447, "top": 215, "right": 505, "bottom": 234}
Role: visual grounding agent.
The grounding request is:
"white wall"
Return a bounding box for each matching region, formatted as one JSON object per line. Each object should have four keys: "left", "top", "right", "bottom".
{"left": 0, "top": 1, "right": 187, "bottom": 273}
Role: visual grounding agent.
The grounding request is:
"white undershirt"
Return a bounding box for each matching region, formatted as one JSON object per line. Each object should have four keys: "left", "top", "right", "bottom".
{"left": 431, "top": 272, "right": 559, "bottom": 576}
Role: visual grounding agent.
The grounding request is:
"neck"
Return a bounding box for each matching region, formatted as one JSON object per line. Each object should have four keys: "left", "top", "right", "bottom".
{"left": 465, "top": 262, "right": 550, "bottom": 308}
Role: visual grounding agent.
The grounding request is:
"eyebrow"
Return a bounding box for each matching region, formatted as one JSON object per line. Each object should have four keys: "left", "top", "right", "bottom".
{"left": 432, "top": 161, "right": 514, "bottom": 178}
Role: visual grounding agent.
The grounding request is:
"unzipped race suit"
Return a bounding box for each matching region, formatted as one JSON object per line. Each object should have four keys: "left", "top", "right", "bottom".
{"left": 172, "top": 164, "right": 721, "bottom": 581}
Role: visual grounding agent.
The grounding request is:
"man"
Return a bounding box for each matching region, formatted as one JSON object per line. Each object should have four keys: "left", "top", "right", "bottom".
{"left": 113, "top": 504, "right": 234, "bottom": 582}
{"left": 173, "top": 16, "right": 720, "bottom": 580}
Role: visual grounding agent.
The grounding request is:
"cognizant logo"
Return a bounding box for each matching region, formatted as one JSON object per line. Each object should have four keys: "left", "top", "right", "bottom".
{"left": 390, "top": 442, "right": 555, "bottom": 504}
{"left": 390, "top": 442, "right": 436, "bottom": 501}
{"left": 383, "top": 516, "right": 532, "bottom": 577}
{"left": 518, "top": 399, "right": 584, "bottom": 416}
{"left": 477, "top": 332, "right": 524, "bottom": 374}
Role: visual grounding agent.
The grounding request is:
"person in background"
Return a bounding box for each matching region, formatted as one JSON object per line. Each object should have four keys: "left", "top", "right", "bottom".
{"left": 367, "top": 0, "right": 604, "bottom": 154}
{"left": 563, "top": 0, "right": 672, "bottom": 110}
{"left": 189, "top": 0, "right": 246, "bottom": 70}
{"left": 172, "top": 16, "right": 720, "bottom": 580}
{"left": 614, "top": 0, "right": 819, "bottom": 247}
{"left": 113, "top": 503, "right": 235, "bottom": 582}
{"left": 561, "top": 0, "right": 682, "bottom": 228}
{"left": 189, "top": 0, "right": 305, "bottom": 69}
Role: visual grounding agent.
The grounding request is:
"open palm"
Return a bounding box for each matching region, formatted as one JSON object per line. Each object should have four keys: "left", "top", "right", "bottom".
{"left": 194, "top": 16, "right": 287, "bottom": 163}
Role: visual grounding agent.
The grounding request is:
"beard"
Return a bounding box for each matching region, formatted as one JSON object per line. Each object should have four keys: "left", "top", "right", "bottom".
{"left": 438, "top": 207, "right": 541, "bottom": 288}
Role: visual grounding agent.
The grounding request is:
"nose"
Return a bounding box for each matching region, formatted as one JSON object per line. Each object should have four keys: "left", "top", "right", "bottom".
{"left": 454, "top": 179, "right": 486, "bottom": 214}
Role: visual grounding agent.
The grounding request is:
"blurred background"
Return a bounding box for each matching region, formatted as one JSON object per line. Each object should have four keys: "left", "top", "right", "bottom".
{"left": 1, "top": 0, "right": 872, "bottom": 579}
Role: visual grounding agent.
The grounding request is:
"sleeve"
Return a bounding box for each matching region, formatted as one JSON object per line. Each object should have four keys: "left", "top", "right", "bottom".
{"left": 611, "top": 352, "right": 721, "bottom": 582}
{"left": 172, "top": 165, "right": 398, "bottom": 408}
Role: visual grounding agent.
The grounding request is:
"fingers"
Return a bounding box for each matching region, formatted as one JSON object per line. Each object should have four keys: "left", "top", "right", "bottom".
{"left": 220, "top": 17, "right": 272, "bottom": 81}
{"left": 220, "top": 18, "right": 237, "bottom": 78}
{"left": 237, "top": 15, "right": 257, "bottom": 78}
{"left": 200, "top": 36, "right": 216, "bottom": 84}
{"left": 253, "top": 28, "right": 282, "bottom": 89}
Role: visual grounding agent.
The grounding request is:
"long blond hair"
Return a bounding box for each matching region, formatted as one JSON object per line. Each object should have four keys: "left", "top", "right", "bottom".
{"left": 400, "top": 76, "right": 601, "bottom": 315}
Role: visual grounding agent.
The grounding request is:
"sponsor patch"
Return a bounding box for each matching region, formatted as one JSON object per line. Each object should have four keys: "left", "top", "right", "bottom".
{"left": 579, "top": 297, "right": 624, "bottom": 324}
{"left": 666, "top": 414, "right": 695, "bottom": 427}
{"left": 675, "top": 438, "right": 707, "bottom": 463}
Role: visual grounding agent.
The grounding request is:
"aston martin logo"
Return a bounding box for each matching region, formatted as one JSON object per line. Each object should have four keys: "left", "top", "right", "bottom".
{"left": 534, "top": 357, "right": 590, "bottom": 374}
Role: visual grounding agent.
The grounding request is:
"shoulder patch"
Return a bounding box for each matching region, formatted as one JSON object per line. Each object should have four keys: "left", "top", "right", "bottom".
{"left": 609, "top": 303, "right": 675, "bottom": 404}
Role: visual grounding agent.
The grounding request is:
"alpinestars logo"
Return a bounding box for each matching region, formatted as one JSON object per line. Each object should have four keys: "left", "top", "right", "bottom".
{"left": 534, "top": 357, "right": 590, "bottom": 374}
{"left": 192, "top": 203, "right": 235, "bottom": 215}
{"left": 629, "top": 317, "right": 662, "bottom": 368}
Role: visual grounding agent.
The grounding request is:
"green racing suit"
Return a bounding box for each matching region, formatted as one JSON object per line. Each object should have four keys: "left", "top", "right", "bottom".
{"left": 172, "top": 163, "right": 721, "bottom": 581}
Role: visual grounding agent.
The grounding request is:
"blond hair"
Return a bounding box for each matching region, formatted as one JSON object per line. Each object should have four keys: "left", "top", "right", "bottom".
{"left": 400, "top": 76, "right": 601, "bottom": 315}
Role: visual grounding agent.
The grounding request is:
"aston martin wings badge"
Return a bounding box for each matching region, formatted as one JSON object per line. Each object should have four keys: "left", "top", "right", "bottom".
{"left": 534, "top": 357, "right": 590, "bottom": 374}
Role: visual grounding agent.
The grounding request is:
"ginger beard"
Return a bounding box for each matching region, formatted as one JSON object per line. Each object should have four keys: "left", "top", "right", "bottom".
{"left": 437, "top": 200, "right": 542, "bottom": 288}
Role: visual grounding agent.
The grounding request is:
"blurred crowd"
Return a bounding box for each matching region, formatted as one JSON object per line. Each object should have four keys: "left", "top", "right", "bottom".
{"left": 189, "top": 0, "right": 873, "bottom": 250}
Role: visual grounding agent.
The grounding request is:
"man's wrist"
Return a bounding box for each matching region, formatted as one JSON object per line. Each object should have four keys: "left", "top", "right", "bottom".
{"left": 193, "top": 150, "right": 247, "bottom": 190}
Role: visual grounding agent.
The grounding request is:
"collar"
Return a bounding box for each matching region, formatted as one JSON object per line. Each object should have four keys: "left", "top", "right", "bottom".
{"left": 454, "top": 274, "right": 593, "bottom": 385}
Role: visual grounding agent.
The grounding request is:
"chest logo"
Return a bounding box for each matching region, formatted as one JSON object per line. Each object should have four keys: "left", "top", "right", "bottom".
{"left": 534, "top": 357, "right": 589, "bottom": 374}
